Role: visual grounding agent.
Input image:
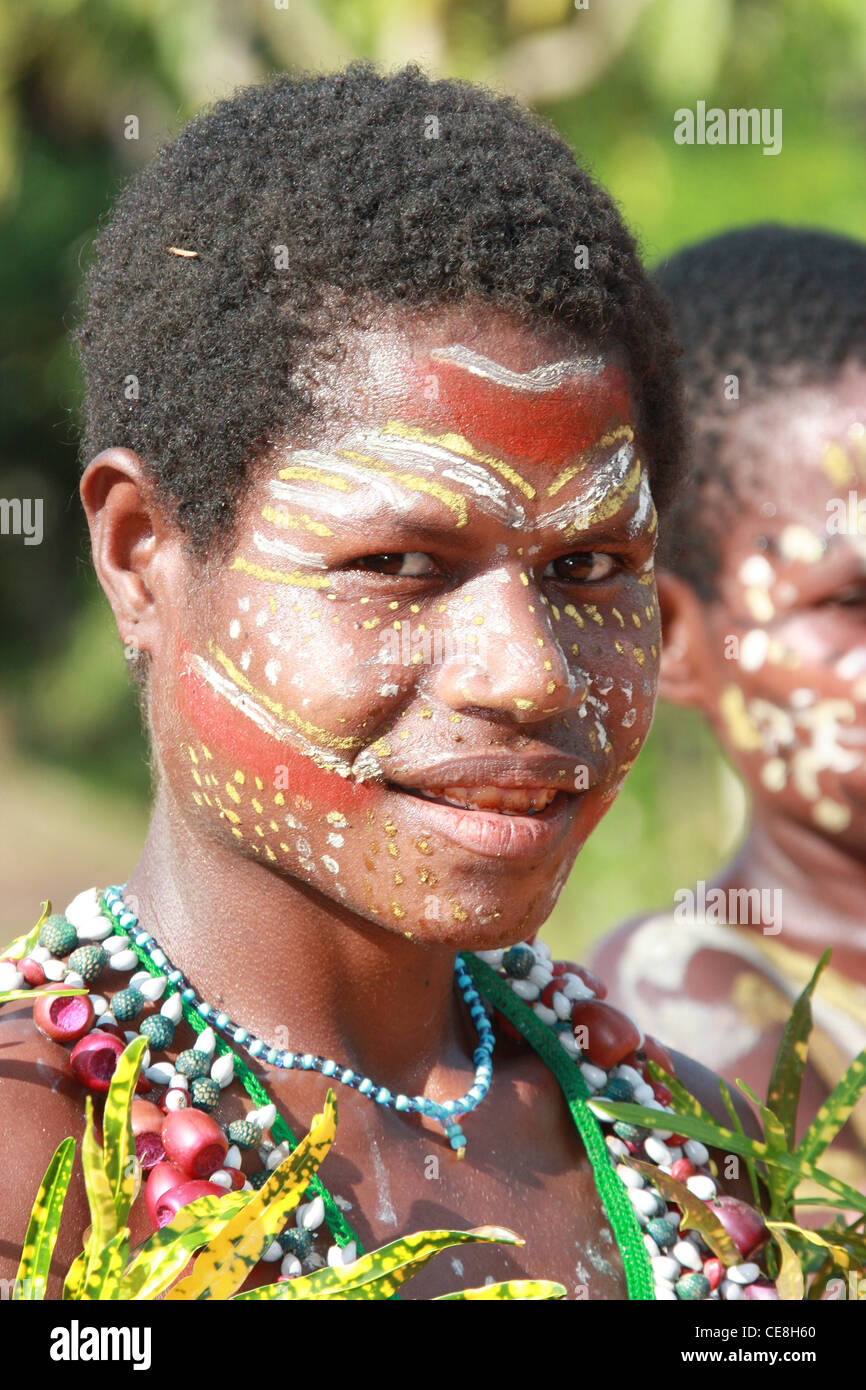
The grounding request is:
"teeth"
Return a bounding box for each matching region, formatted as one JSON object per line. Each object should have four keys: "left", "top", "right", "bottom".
{"left": 419, "top": 785, "right": 558, "bottom": 814}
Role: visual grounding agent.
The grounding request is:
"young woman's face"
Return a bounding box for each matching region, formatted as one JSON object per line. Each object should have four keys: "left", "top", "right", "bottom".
{"left": 687, "top": 367, "right": 866, "bottom": 853}
{"left": 153, "top": 306, "right": 660, "bottom": 947}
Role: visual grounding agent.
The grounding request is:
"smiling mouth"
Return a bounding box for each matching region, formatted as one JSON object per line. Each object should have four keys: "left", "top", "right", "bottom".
{"left": 401, "top": 785, "right": 562, "bottom": 816}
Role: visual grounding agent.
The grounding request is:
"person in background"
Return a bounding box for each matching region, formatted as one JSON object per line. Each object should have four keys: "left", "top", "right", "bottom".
{"left": 592, "top": 226, "right": 866, "bottom": 1191}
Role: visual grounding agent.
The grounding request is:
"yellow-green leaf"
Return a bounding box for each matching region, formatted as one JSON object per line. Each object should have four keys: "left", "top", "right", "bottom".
{"left": 231, "top": 1226, "right": 524, "bottom": 1300}
{"left": 12, "top": 1137, "right": 75, "bottom": 1300}
{"left": 768, "top": 1224, "right": 805, "bottom": 1300}
{"left": 434, "top": 1279, "right": 566, "bottom": 1300}
{"left": 167, "top": 1090, "right": 338, "bottom": 1300}
{"left": 1, "top": 901, "right": 51, "bottom": 962}
{"left": 119, "top": 1191, "right": 248, "bottom": 1300}
{"left": 63, "top": 1097, "right": 118, "bottom": 1299}
{"left": 103, "top": 1037, "right": 147, "bottom": 1226}
{"left": 766, "top": 949, "right": 829, "bottom": 1149}
{"left": 629, "top": 1160, "right": 740, "bottom": 1264}
{"left": 792, "top": 1047, "right": 866, "bottom": 1192}
{"left": 0, "top": 986, "right": 87, "bottom": 1007}
{"left": 80, "top": 1227, "right": 131, "bottom": 1301}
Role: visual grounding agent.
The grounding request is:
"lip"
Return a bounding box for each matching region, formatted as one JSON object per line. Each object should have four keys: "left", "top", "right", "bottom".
{"left": 384, "top": 751, "right": 593, "bottom": 861}
{"left": 389, "top": 754, "right": 590, "bottom": 793}
{"left": 389, "top": 784, "right": 580, "bottom": 860}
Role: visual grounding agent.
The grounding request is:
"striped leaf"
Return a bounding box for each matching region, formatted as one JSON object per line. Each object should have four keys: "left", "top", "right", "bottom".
{"left": 629, "top": 1160, "right": 740, "bottom": 1264}
{"left": 768, "top": 1224, "right": 806, "bottom": 1300}
{"left": 231, "top": 1226, "right": 524, "bottom": 1300}
{"left": 791, "top": 1047, "right": 866, "bottom": 1191}
{"left": 119, "top": 1191, "right": 248, "bottom": 1300}
{"left": 766, "top": 949, "right": 829, "bottom": 1149}
{"left": 12, "top": 1137, "right": 75, "bottom": 1300}
{"left": 1, "top": 901, "right": 51, "bottom": 963}
{"left": 102, "top": 1037, "right": 148, "bottom": 1226}
{"left": 167, "top": 1090, "right": 338, "bottom": 1300}
{"left": 591, "top": 1097, "right": 866, "bottom": 1214}
{"left": 0, "top": 986, "right": 87, "bottom": 1007}
{"left": 80, "top": 1227, "right": 131, "bottom": 1301}
{"left": 62, "top": 1098, "right": 118, "bottom": 1299}
{"left": 734, "top": 1079, "right": 789, "bottom": 1214}
{"left": 434, "top": 1279, "right": 566, "bottom": 1300}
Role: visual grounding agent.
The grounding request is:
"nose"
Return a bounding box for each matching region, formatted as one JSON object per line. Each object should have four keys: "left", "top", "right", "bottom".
{"left": 428, "top": 569, "right": 582, "bottom": 723}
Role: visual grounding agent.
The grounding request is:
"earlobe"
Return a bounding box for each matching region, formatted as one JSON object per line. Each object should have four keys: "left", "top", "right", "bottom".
{"left": 80, "top": 448, "right": 164, "bottom": 652}
{"left": 656, "top": 569, "right": 714, "bottom": 711}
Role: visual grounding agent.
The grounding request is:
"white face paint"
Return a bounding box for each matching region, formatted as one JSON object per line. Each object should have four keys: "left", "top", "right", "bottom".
{"left": 429, "top": 343, "right": 605, "bottom": 392}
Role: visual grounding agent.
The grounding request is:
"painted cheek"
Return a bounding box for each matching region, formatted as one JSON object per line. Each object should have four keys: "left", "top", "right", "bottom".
{"left": 176, "top": 643, "right": 379, "bottom": 816}
{"left": 404, "top": 359, "right": 632, "bottom": 469}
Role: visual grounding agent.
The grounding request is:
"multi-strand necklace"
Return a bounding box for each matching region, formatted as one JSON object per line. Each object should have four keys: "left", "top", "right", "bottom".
{"left": 13, "top": 883, "right": 771, "bottom": 1298}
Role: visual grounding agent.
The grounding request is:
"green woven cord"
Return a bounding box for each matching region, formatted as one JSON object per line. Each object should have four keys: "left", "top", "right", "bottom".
{"left": 462, "top": 952, "right": 656, "bottom": 1301}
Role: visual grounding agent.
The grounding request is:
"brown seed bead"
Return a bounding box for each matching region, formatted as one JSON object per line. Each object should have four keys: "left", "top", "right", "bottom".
{"left": 571, "top": 999, "right": 641, "bottom": 1069}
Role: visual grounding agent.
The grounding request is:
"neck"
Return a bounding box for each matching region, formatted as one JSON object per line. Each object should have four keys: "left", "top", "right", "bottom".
{"left": 124, "top": 793, "right": 474, "bottom": 1095}
{"left": 719, "top": 809, "right": 866, "bottom": 968}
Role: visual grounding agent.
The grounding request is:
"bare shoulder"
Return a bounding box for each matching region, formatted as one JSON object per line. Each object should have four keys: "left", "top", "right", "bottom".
{"left": 0, "top": 1002, "right": 90, "bottom": 1296}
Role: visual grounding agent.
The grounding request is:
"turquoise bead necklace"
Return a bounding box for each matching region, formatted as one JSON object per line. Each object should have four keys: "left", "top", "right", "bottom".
{"left": 103, "top": 884, "right": 495, "bottom": 1157}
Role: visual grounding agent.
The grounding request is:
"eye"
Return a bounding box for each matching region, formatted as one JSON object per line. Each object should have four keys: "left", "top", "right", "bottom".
{"left": 350, "top": 552, "right": 437, "bottom": 577}
{"left": 544, "top": 552, "right": 618, "bottom": 584}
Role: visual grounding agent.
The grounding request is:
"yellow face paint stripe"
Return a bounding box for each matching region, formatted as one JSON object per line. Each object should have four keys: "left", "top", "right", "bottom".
{"left": 209, "top": 643, "right": 363, "bottom": 750}
{"left": 277, "top": 465, "right": 353, "bottom": 491}
{"left": 379, "top": 420, "right": 536, "bottom": 500}
{"left": 338, "top": 447, "right": 469, "bottom": 527}
{"left": 563, "top": 457, "right": 644, "bottom": 536}
{"left": 261, "top": 504, "right": 334, "bottom": 537}
{"left": 230, "top": 557, "right": 331, "bottom": 589}
{"left": 546, "top": 424, "right": 634, "bottom": 498}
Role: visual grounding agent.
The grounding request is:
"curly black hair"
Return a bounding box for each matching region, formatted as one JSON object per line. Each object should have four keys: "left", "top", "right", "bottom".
{"left": 655, "top": 224, "right": 866, "bottom": 600}
{"left": 76, "top": 63, "right": 682, "bottom": 554}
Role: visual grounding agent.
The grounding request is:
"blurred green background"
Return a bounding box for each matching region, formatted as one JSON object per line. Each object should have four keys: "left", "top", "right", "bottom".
{"left": 1, "top": 0, "right": 864, "bottom": 953}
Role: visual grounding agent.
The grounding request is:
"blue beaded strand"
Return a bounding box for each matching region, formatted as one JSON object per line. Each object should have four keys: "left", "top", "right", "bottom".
{"left": 102, "top": 884, "right": 495, "bottom": 1156}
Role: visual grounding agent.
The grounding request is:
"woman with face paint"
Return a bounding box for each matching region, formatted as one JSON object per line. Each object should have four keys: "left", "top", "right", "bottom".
{"left": 593, "top": 226, "right": 866, "bottom": 1194}
{"left": 0, "top": 67, "right": 760, "bottom": 1300}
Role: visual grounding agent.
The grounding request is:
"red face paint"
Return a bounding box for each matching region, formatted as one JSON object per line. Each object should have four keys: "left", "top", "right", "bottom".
{"left": 402, "top": 356, "right": 632, "bottom": 469}
{"left": 176, "top": 642, "right": 378, "bottom": 816}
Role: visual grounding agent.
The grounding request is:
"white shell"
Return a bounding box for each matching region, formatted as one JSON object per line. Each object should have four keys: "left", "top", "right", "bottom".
{"left": 261, "top": 1240, "right": 283, "bottom": 1264}
{"left": 63, "top": 888, "right": 102, "bottom": 929}
{"left": 616, "top": 1164, "right": 644, "bottom": 1190}
{"left": 721, "top": 1279, "right": 745, "bottom": 1300}
{"left": 250, "top": 1103, "right": 276, "bottom": 1132}
{"left": 528, "top": 963, "right": 552, "bottom": 989}
{"left": 90, "top": 994, "right": 108, "bottom": 1016}
{"left": 224, "top": 1145, "right": 242, "bottom": 1170}
{"left": 652, "top": 1256, "right": 681, "bottom": 1282}
{"left": 64, "top": 972, "right": 85, "bottom": 989}
{"left": 97, "top": 1012, "right": 117, "bottom": 1029}
{"left": 139, "top": 975, "right": 167, "bottom": 1003}
{"left": 103, "top": 934, "right": 130, "bottom": 956}
{"left": 129, "top": 971, "right": 150, "bottom": 988}
{"left": 109, "top": 950, "right": 138, "bottom": 972}
{"left": 552, "top": 990, "right": 571, "bottom": 1020}
{"left": 42, "top": 959, "right": 67, "bottom": 982}
{"left": 510, "top": 979, "right": 539, "bottom": 1002}
{"left": 280, "top": 1254, "right": 302, "bottom": 1278}
{"left": 0, "top": 962, "right": 24, "bottom": 991}
{"left": 209, "top": 1170, "right": 233, "bottom": 1190}
{"left": 30, "top": 946, "right": 51, "bottom": 963}
{"left": 195, "top": 1026, "right": 216, "bottom": 1057}
{"left": 327, "top": 1240, "right": 356, "bottom": 1267}
{"left": 169, "top": 1073, "right": 189, "bottom": 1091}
{"left": 684, "top": 1140, "right": 710, "bottom": 1167}
{"left": 654, "top": 1284, "right": 677, "bottom": 1300}
{"left": 580, "top": 1062, "right": 607, "bottom": 1091}
{"left": 211, "top": 1053, "right": 234, "bottom": 1088}
{"left": 615, "top": 1064, "right": 643, "bottom": 1088}
{"left": 628, "top": 1187, "right": 660, "bottom": 1218}
{"left": 163, "top": 1089, "right": 187, "bottom": 1111}
{"left": 161, "top": 994, "right": 183, "bottom": 1023}
{"left": 145, "top": 1061, "right": 175, "bottom": 1086}
{"left": 297, "top": 1195, "right": 325, "bottom": 1230}
{"left": 673, "top": 1240, "right": 702, "bottom": 1272}
{"left": 685, "top": 1175, "right": 717, "bottom": 1201}
{"left": 632, "top": 1082, "right": 655, "bottom": 1106}
{"left": 561, "top": 974, "right": 593, "bottom": 1001}
{"left": 726, "top": 1262, "right": 760, "bottom": 1285}
{"left": 532, "top": 1002, "right": 557, "bottom": 1027}
{"left": 75, "top": 915, "right": 113, "bottom": 942}
{"left": 644, "top": 1137, "right": 672, "bottom": 1166}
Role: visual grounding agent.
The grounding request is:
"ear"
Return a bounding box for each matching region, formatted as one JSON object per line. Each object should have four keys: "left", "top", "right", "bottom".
{"left": 656, "top": 569, "right": 717, "bottom": 712}
{"left": 80, "top": 448, "right": 176, "bottom": 659}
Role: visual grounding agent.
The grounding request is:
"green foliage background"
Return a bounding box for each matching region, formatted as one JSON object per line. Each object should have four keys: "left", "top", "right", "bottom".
{"left": 1, "top": 0, "right": 864, "bottom": 954}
